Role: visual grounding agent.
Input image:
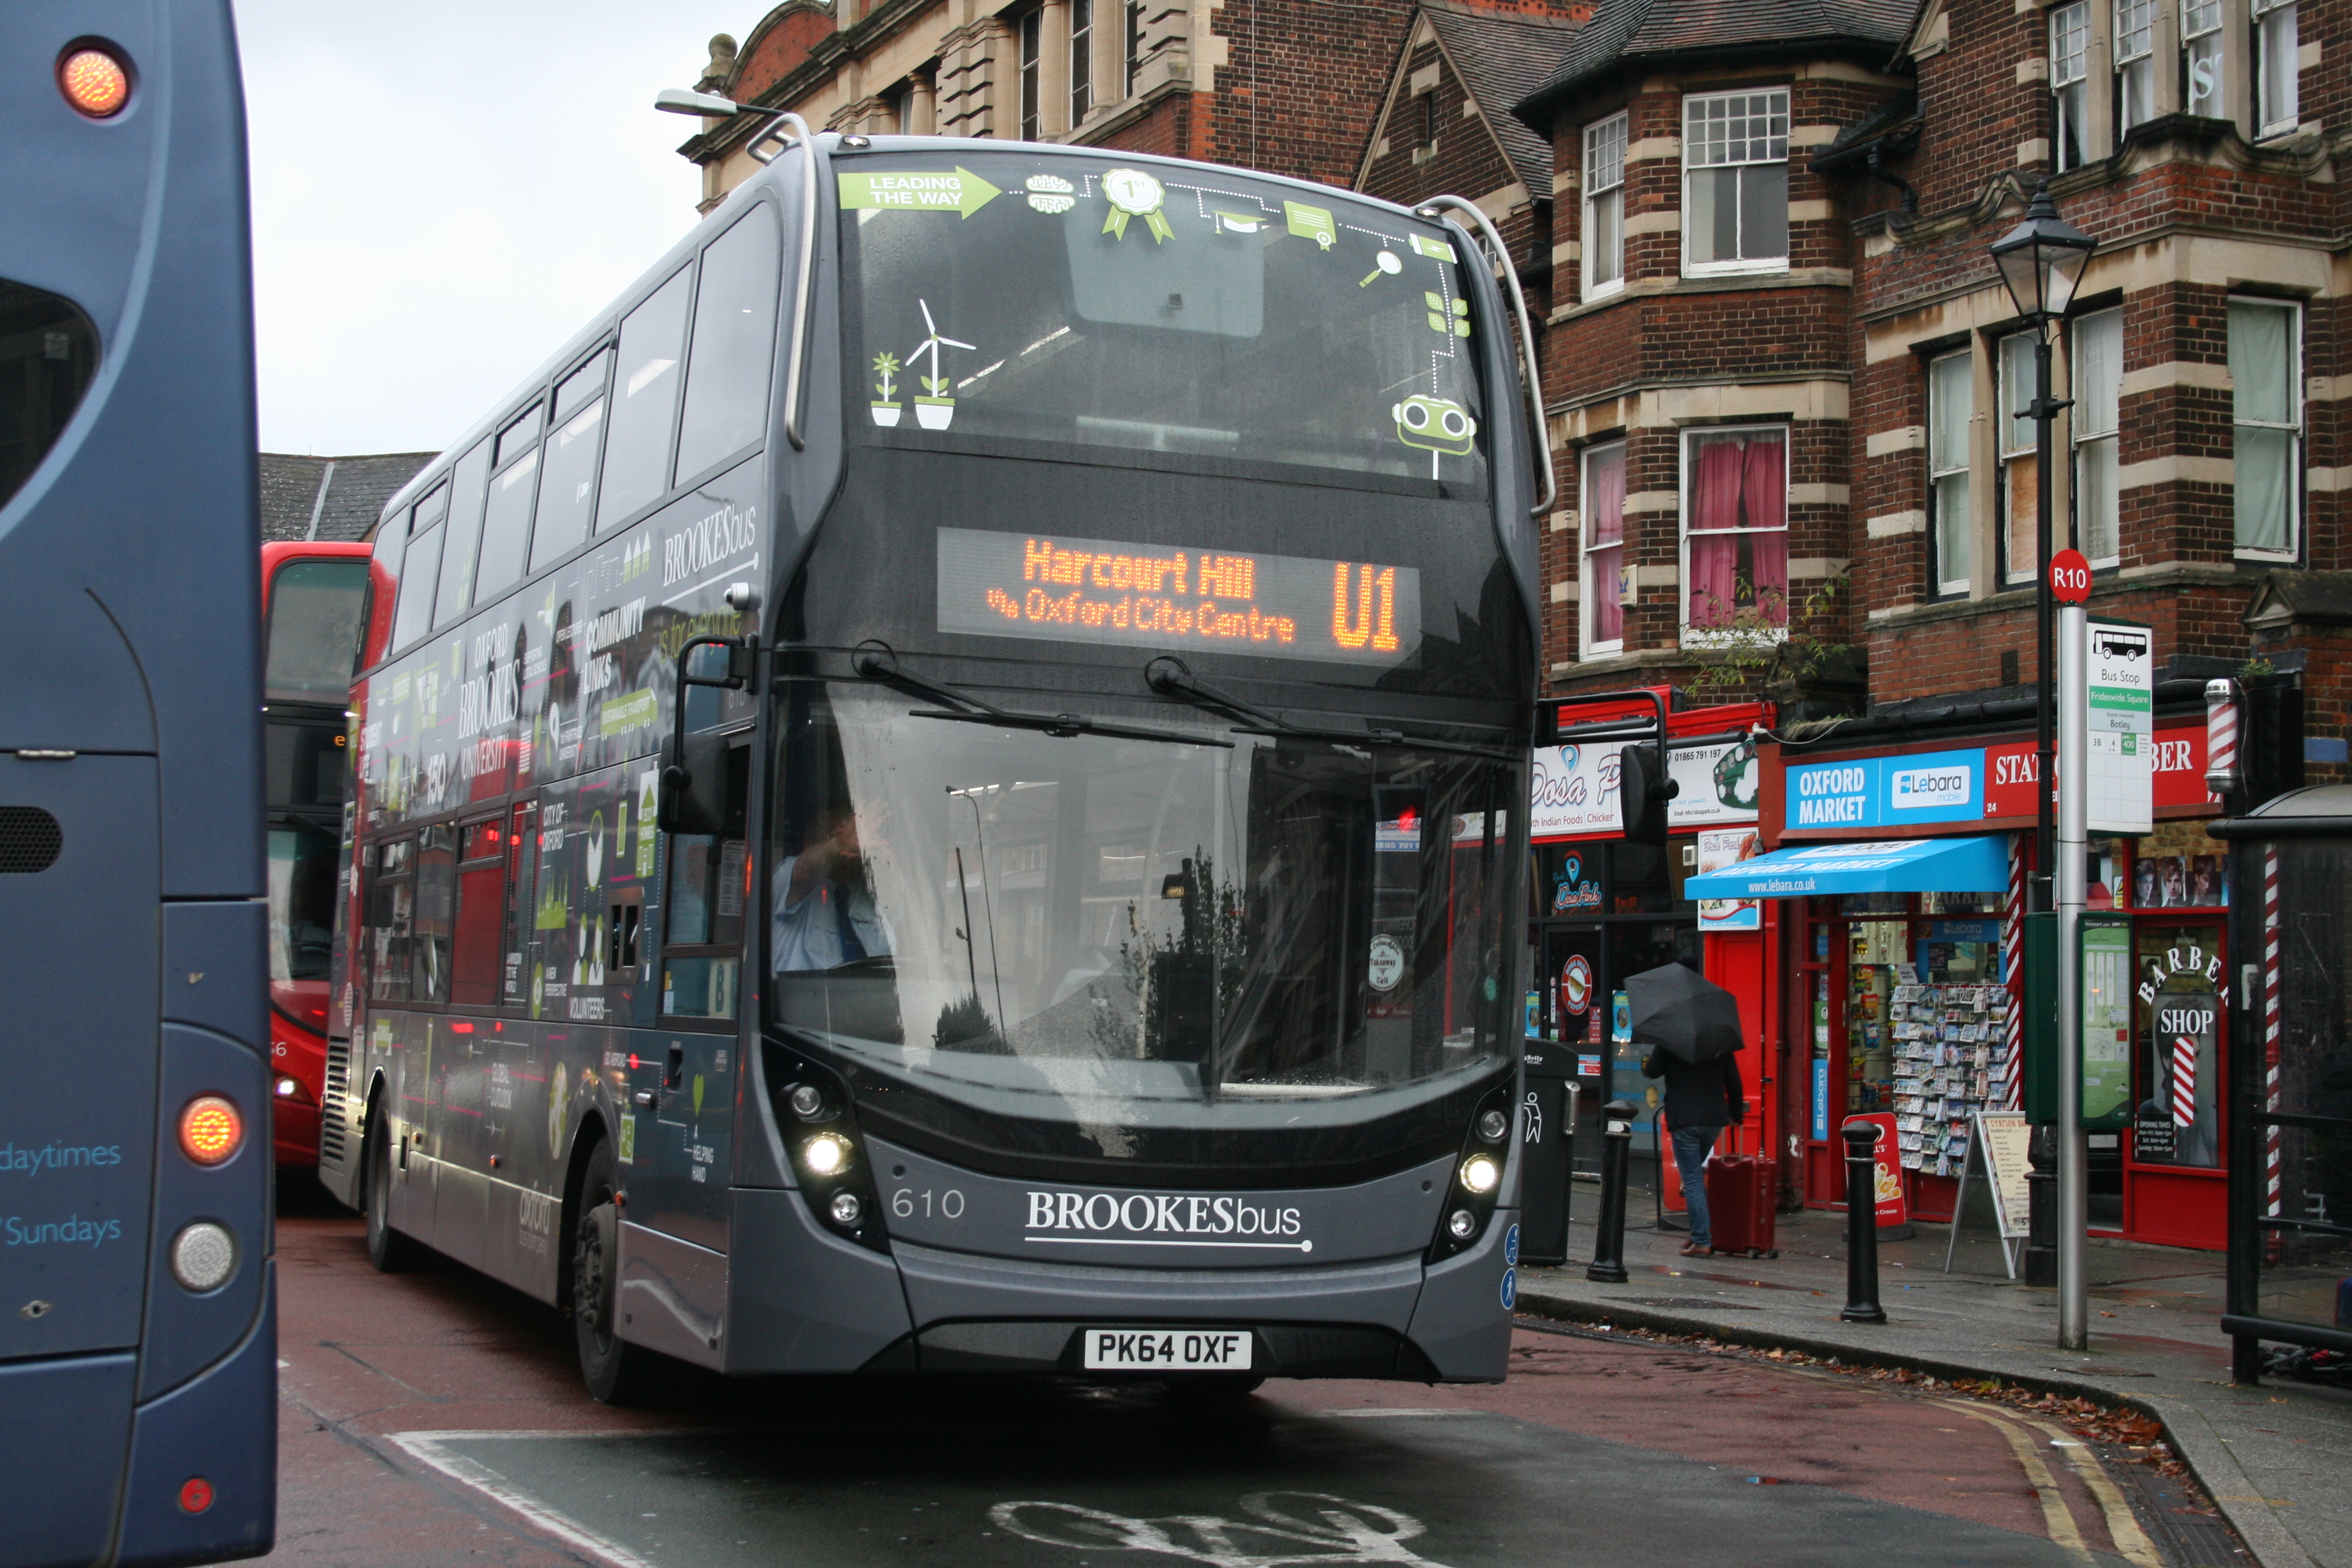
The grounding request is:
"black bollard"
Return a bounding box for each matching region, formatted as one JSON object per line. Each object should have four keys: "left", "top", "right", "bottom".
{"left": 1840, "top": 1120, "right": 1887, "bottom": 1324}
{"left": 1587, "top": 1099, "right": 1636, "bottom": 1284}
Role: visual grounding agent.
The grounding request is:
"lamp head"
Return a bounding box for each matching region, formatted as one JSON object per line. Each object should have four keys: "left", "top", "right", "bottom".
{"left": 1990, "top": 180, "right": 2098, "bottom": 322}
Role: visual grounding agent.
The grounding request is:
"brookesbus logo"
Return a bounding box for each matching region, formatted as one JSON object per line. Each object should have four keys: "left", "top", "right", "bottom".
{"left": 1023, "top": 1191, "right": 1313, "bottom": 1252}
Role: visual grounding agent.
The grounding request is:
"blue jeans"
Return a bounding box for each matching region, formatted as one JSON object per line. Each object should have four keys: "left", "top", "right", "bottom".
{"left": 1670, "top": 1122, "right": 1725, "bottom": 1247}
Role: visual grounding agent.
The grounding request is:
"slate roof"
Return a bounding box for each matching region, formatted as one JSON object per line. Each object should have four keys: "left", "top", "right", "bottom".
{"left": 1514, "top": 0, "right": 1920, "bottom": 122}
{"left": 1419, "top": 2, "right": 1589, "bottom": 192}
{"left": 258, "top": 451, "right": 437, "bottom": 544}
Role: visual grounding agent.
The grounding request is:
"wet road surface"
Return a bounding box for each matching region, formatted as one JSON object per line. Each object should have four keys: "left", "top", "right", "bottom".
{"left": 269, "top": 1197, "right": 2184, "bottom": 1567}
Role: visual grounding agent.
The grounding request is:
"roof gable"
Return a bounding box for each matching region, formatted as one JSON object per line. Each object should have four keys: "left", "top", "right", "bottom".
{"left": 1357, "top": 0, "right": 1589, "bottom": 195}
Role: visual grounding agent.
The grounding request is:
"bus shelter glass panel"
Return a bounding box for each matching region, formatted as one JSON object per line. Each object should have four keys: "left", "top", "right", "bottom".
{"left": 841, "top": 152, "right": 1488, "bottom": 489}
{"left": 766, "top": 682, "right": 1514, "bottom": 1148}
{"left": 2261, "top": 843, "right": 2352, "bottom": 1334}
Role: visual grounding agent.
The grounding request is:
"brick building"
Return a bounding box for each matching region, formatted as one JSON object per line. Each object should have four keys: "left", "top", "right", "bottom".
{"left": 678, "top": 0, "right": 1457, "bottom": 209}
{"left": 1502, "top": 0, "right": 2345, "bottom": 1246}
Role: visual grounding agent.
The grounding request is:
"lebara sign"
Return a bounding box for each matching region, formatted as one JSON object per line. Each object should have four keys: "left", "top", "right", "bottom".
{"left": 1785, "top": 748, "right": 1985, "bottom": 832}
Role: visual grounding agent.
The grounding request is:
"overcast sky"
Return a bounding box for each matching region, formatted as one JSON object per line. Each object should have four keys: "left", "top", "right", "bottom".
{"left": 238, "top": 0, "right": 751, "bottom": 456}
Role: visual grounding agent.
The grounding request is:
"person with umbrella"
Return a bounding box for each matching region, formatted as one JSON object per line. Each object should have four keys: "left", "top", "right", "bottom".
{"left": 1628, "top": 962, "right": 1748, "bottom": 1258}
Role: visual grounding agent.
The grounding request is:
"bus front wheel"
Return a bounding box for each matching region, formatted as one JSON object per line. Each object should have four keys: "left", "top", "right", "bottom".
{"left": 364, "top": 1114, "right": 425, "bottom": 1273}
{"left": 571, "top": 1140, "right": 658, "bottom": 1405}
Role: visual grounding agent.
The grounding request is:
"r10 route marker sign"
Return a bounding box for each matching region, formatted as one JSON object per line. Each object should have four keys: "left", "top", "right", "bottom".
{"left": 2051, "top": 548, "right": 2092, "bottom": 604}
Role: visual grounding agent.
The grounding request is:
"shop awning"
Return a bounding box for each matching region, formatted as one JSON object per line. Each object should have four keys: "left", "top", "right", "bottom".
{"left": 1684, "top": 835, "right": 2008, "bottom": 899}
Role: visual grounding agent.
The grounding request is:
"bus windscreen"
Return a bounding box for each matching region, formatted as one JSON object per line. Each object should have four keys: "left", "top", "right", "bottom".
{"left": 841, "top": 153, "right": 1489, "bottom": 488}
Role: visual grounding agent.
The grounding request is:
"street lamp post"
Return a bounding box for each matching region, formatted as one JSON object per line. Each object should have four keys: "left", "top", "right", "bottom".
{"left": 1990, "top": 181, "right": 2097, "bottom": 1343}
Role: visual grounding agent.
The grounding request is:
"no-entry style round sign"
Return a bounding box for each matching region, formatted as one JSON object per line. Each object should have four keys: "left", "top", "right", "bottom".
{"left": 2050, "top": 548, "right": 2092, "bottom": 604}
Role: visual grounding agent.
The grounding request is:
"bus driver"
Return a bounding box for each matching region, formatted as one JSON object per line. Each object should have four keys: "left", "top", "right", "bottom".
{"left": 770, "top": 802, "right": 891, "bottom": 971}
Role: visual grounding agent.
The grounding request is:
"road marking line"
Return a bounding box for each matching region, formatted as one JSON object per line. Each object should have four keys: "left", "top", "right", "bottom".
{"left": 2013, "top": 1415, "right": 2166, "bottom": 1568}
{"left": 1930, "top": 1399, "right": 2095, "bottom": 1565}
{"left": 1316, "top": 1409, "right": 1485, "bottom": 1419}
{"left": 390, "top": 1432, "right": 659, "bottom": 1568}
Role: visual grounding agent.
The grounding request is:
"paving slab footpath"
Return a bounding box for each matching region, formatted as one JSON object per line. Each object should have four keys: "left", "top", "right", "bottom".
{"left": 1515, "top": 1196, "right": 2352, "bottom": 1568}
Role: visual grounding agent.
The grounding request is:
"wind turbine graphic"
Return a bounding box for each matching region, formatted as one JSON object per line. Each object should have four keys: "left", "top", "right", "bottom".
{"left": 909, "top": 298, "right": 975, "bottom": 430}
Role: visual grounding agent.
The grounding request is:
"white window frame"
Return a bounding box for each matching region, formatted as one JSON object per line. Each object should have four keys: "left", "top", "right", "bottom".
{"left": 2183, "top": 0, "right": 2226, "bottom": 117}
{"left": 2052, "top": 2, "right": 2091, "bottom": 171}
{"left": 1928, "top": 350, "right": 1975, "bottom": 597}
{"left": 1583, "top": 113, "right": 1628, "bottom": 301}
{"left": 2115, "top": 0, "right": 2157, "bottom": 136}
{"left": 1998, "top": 331, "right": 2042, "bottom": 585}
{"left": 2255, "top": 0, "right": 2299, "bottom": 136}
{"left": 1580, "top": 441, "right": 1628, "bottom": 657}
{"left": 1677, "top": 423, "right": 1791, "bottom": 646}
{"left": 1681, "top": 88, "right": 1790, "bottom": 278}
{"left": 1018, "top": 8, "right": 1042, "bottom": 140}
{"left": 1070, "top": 0, "right": 1093, "bottom": 123}
{"left": 2071, "top": 307, "right": 2125, "bottom": 569}
{"left": 2230, "top": 296, "right": 2302, "bottom": 560}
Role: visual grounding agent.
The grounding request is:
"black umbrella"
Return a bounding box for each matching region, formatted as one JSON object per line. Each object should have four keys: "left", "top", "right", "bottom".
{"left": 1624, "top": 961, "right": 1743, "bottom": 1064}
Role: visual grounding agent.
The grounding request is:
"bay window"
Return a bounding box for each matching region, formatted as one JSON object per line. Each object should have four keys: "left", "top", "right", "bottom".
{"left": 2230, "top": 298, "right": 2301, "bottom": 558}
{"left": 1929, "top": 350, "right": 1973, "bottom": 596}
{"left": 1584, "top": 113, "right": 1627, "bottom": 299}
{"left": 1681, "top": 426, "right": 1788, "bottom": 639}
{"left": 1999, "top": 332, "right": 2040, "bottom": 584}
{"left": 2183, "top": 0, "right": 2226, "bottom": 116}
{"left": 2072, "top": 308, "right": 2123, "bottom": 567}
{"left": 2256, "top": 0, "right": 2299, "bottom": 135}
{"left": 1581, "top": 442, "right": 1627, "bottom": 656}
{"left": 2053, "top": 2, "right": 2090, "bottom": 171}
{"left": 2115, "top": 0, "right": 2157, "bottom": 135}
{"left": 1684, "top": 89, "right": 1789, "bottom": 274}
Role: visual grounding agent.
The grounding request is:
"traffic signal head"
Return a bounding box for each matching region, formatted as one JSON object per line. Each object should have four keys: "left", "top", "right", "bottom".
{"left": 1619, "top": 742, "right": 1677, "bottom": 846}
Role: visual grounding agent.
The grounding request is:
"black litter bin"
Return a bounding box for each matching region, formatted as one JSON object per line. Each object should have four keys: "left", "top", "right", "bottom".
{"left": 1519, "top": 1044, "right": 1579, "bottom": 1266}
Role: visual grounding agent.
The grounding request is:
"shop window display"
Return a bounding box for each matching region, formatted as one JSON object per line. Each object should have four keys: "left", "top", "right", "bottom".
{"left": 1838, "top": 900, "right": 2012, "bottom": 1175}
{"left": 2134, "top": 923, "right": 2224, "bottom": 1168}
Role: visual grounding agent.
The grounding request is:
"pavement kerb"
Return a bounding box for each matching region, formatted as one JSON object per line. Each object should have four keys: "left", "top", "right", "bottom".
{"left": 1511, "top": 1287, "right": 2314, "bottom": 1568}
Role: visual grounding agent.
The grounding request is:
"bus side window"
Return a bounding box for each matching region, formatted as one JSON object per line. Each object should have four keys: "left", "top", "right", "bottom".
{"left": 450, "top": 817, "right": 507, "bottom": 1007}
{"left": 472, "top": 402, "right": 545, "bottom": 604}
{"left": 387, "top": 483, "right": 451, "bottom": 654}
{"left": 502, "top": 802, "right": 538, "bottom": 1008}
{"left": 431, "top": 437, "right": 493, "bottom": 629}
{"left": 365, "top": 836, "right": 415, "bottom": 1002}
{"left": 674, "top": 207, "right": 781, "bottom": 486}
{"left": 598, "top": 267, "right": 691, "bottom": 533}
{"left": 411, "top": 823, "right": 457, "bottom": 1004}
{"left": 661, "top": 741, "right": 750, "bottom": 1019}
{"left": 531, "top": 350, "right": 611, "bottom": 571}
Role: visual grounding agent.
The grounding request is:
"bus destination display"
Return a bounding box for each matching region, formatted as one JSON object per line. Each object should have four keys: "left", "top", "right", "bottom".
{"left": 936, "top": 527, "right": 1422, "bottom": 666}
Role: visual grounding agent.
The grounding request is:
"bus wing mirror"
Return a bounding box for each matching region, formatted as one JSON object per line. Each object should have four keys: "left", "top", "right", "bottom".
{"left": 660, "top": 731, "right": 731, "bottom": 835}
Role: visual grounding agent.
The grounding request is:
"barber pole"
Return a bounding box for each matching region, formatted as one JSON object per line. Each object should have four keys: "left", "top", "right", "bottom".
{"left": 2204, "top": 678, "right": 2241, "bottom": 798}
{"left": 2003, "top": 834, "right": 2026, "bottom": 1111}
{"left": 2170, "top": 1033, "right": 2199, "bottom": 1126}
{"left": 2265, "top": 847, "right": 2283, "bottom": 1256}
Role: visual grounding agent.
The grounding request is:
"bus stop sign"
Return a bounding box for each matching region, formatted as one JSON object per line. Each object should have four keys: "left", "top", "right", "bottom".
{"left": 2050, "top": 548, "right": 2091, "bottom": 604}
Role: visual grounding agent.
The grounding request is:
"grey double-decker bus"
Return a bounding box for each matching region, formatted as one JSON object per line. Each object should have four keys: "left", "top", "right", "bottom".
{"left": 318, "top": 116, "right": 1547, "bottom": 1400}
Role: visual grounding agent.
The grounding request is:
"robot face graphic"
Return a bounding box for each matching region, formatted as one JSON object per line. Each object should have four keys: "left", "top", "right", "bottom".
{"left": 1393, "top": 394, "right": 1478, "bottom": 456}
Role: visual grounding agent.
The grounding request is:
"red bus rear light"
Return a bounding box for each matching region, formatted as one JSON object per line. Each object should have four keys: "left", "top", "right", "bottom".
{"left": 59, "top": 47, "right": 131, "bottom": 119}
{"left": 180, "top": 1096, "right": 243, "bottom": 1165}
{"left": 178, "top": 1477, "right": 213, "bottom": 1514}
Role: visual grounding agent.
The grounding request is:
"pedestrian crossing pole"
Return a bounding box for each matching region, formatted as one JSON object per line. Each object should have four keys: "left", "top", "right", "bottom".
{"left": 2051, "top": 547, "right": 2093, "bottom": 1351}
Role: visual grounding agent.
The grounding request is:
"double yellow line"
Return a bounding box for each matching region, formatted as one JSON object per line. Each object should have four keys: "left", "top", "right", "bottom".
{"left": 1930, "top": 1396, "right": 2164, "bottom": 1567}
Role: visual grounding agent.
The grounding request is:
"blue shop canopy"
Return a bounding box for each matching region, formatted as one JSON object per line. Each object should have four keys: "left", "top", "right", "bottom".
{"left": 1685, "top": 835, "right": 2008, "bottom": 899}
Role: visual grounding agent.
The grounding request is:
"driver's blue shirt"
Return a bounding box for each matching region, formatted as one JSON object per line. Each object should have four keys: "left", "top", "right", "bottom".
{"left": 770, "top": 855, "right": 891, "bottom": 972}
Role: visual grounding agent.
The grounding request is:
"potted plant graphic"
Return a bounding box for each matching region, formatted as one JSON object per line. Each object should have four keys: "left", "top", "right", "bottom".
{"left": 871, "top": 351, "right": 903, "bottom": 426}
{"left": 909, "top": 298, "right": 973, "bottom": 430}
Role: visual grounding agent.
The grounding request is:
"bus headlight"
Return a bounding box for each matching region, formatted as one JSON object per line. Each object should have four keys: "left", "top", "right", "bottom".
{"left": 171, "top": 1222, "right": 237, "bottom": 1292}
{"left": 1477, "top": 1109, "right": 1509, "bottom": 1143}
{"left": 802, "top": 1133, "right": 851, "bottom": 1177}
{"left": 1459, "top": 1154, "right": 1501, "bottom": 1195}
{"left": 788, "top": 1083, "right": 827, "bottom": 1121}
{"left": 829, "top": 1191, "right": 864, "bottom": 1227}
{"left": 1447, "top": 1208, "right": 1478, "bottom": 1240}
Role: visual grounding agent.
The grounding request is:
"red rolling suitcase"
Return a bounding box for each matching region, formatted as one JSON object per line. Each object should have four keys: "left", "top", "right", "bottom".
{"left": 1704, "top": 1153, "right": 1780, "bottom": 1258}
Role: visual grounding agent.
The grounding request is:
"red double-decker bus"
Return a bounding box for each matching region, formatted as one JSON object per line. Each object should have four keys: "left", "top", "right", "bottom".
{"left": 261, "top": 541, "right": 382, "bottom": 1167}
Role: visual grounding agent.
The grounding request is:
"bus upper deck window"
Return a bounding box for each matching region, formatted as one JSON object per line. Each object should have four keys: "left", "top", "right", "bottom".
{"left": 473, "top": 403, "right": 545, "bottom": 601}
{"left": 675, "top": 207, "right": 782, "bottom": 485}
{"left": 0, "top": 280, "right": 99, "bottom": 512}
{"left": 531, "top": 353, "right": 612, "bottom": 571}
{"left": 598, "top": 267, "right": 691, "bottom": 534}
{"left": 387, "top": 482, "right": 449, "bottom": 654}
{"left": 431, "top": 438, "right": 493, "bottom": 630}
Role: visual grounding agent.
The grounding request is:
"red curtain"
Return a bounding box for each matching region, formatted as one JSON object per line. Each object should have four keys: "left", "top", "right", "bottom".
{"left": 1586, "top": 446, "right": 1625, "bottom": 645}
{"left": 1687, "top": 431, "right": 1788, "bottom": 628}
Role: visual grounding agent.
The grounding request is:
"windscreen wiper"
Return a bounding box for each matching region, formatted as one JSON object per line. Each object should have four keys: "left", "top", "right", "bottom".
{"left": 1143, "top": 656, "right": 1521, "bottom": 762}
{"left": 852, "top": 642, "right": 1232, "bottom": 748}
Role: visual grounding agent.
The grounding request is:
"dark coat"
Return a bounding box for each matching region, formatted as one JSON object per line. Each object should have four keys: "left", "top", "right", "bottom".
{"left": 1640, "top": 1047, "right": 1745, "bottom": 1129}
